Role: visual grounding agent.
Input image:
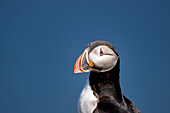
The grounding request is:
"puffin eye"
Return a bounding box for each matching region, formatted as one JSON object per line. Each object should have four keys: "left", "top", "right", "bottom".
{"left": 100, "top": 48, "right": 104, "bottom": 56}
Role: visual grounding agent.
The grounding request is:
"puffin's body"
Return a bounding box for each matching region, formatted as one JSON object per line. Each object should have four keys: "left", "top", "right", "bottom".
{"left": 74, "top": 41, "right": 141, "bottom": 113}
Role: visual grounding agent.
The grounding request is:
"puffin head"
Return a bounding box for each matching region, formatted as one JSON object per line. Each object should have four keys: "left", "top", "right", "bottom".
{"left": 74, "top": 41, "right": 119, "bottom": 73}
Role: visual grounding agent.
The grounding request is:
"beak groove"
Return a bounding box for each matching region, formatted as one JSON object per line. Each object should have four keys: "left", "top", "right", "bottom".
{"left": 73, "top": 49, "right": 90, "bottom": 74}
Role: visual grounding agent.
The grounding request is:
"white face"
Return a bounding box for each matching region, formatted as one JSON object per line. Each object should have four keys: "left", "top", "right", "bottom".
{"left": 89, "top": 45, "right": 118, "bottom": 72}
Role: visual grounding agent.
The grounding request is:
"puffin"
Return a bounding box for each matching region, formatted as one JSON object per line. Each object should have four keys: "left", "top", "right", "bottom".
{"left": 73, "top": 41, "right": 141, "bottom": 113}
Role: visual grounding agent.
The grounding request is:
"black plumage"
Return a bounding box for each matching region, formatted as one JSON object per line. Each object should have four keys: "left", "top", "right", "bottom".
{"left": 74, "top": 41, "right": 141, "bottom": 113}
{"left": 89, "top": 59, "right": 140, "bottom": 113}
{"left": 88, "top": 41, "right": 141, "bottom": 113}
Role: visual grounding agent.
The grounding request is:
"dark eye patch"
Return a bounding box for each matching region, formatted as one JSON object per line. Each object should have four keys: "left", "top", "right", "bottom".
{"left": 100, "top": 48, "right": 104, "bottom": 56}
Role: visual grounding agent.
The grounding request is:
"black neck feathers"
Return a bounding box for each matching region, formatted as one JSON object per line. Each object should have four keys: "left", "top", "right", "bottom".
{"left": 89, "top": 59, "right": 123, "bottom": 103}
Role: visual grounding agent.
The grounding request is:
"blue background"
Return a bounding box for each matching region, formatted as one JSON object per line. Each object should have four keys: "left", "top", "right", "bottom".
{"left": 0, "top": 0, "right": 170, "bottom": 113}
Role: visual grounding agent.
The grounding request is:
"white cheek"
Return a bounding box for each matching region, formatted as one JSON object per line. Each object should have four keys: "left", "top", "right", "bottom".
{"left": 89, "top": 53, "right": 118, "bottom": 70}
{"left": 101, "top": 56, "right": 117, "bottom": 69}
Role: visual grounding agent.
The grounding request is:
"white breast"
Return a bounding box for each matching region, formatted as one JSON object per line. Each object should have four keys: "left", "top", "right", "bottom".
{"left": 78, "top": 81, "right": 98, "bottom": 113}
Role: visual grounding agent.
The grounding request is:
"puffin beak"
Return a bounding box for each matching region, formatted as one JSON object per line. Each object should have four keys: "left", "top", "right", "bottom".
{"left": 74, "top": 49, "right": 91, "bottom": 74}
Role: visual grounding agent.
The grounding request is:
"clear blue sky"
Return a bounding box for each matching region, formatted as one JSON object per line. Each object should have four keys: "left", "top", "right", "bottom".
{"left": 0, "top": 0, "right": 170, "bottom": 113}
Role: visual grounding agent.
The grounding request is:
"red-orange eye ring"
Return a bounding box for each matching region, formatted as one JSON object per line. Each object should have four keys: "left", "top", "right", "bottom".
{"left": 100, "top": 48, "right": 104, "bottom": 56}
